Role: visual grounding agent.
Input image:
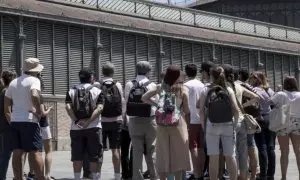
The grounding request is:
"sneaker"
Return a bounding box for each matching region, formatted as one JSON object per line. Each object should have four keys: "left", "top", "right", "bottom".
{"left": 143, "top": 170, "right": 150, "bottom": 179}
{"left": 27, "top": 172, "right": 35, "bottom": 180}
{"left": 187, "top": 174, "right": 195, "bottom": 180}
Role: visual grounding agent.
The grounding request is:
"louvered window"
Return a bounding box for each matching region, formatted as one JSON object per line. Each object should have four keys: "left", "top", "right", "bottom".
{"left": 137, "top": 35, "right": 148, "bottom": 62}
{"left": 266, "top": 53, "right": 275, "bottom": 89}
{"left": 124, "top": 33, "right": 136, "bottom": 82}
{"left": 182, "top": 42, "right": 193, "bottom": 69}
{"left": 149, "top": 37, "right": 158, "bottom": 82}
{"left": 202, "top": 44, "right": 212, "bottom": 62}
{"left": 240, "top": 50, "right": 249, "bottom": 70}
{"left": 3, "top": 16, "right": 18, "bottom": 71}
{"left": 172, "top": 40, "right": 182, "bottom": 68}
{"left": 111, "top": 32, "right": 124, "bottom": 85}
{"left": 274, "top": 54, "right": 282, "bottom": 87}
{"left": 249, "top": 51, "right": 258, "bottom": 73}
{"left": 231, "top": 48, "right": 240, "bottom": 68}
{"left": 99, "top": 29, "right": 111, "bottom": 79}
{"left": 24, "top": 19, "right": 37, "bottom": 60}
{"left": 83, "top": 28, "right": 96, "bottom": 72}
{"left": 162, "top": 38, "right": 171, "bottom": 70}
{"left": 222, "top": 47, "right": 231, "bottom": 65}
{"left": 215, "top": 45, "right": 222, "bottom": 65}
{"left": 193, "top": 43, "right": 202, "bottom": 80}
{"left": 69, "top": 26, "right": 82, "bottom": 88}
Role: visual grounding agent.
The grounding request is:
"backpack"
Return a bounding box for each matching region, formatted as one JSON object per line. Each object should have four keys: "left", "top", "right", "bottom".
{"left": 206, "top": 85, "right": 233, "bottom": 123}
{"left": 240, "top": 83, "right": 262, "bottom": 119}
{"left": 100, "top": 80, "right": 122, "bottom": 117}
{"left": 155, "top": 90, "right": 181, "bottom": 126}
{"left": 72, "top": 85, "right": 96, "bottom": 122}
{"left": 126, "top": 80, "right": 152, "bottom": 117}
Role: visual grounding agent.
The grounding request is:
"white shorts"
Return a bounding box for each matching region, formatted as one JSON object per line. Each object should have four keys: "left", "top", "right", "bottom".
{"left": 41, "top": 126, "right": 52, "bottom": 140}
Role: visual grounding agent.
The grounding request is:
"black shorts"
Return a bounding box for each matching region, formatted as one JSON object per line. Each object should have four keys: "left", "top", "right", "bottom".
{"left": 70, "top": 128, "right": 103, "bottom": 163}
{"left": 11, "top": 122, "right": 43, "bottom": 152}
{"left": 102, "top": 122, "right": 121, "bottom": 149}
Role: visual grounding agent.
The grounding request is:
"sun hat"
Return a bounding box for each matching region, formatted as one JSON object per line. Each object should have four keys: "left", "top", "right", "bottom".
{"left": 22, "top": 58, "right": 44, "bottom": 72}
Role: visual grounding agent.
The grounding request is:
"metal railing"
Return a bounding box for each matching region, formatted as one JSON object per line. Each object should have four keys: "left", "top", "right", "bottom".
{"left": 54, "top": 0, "right": 300, "bottom": 43}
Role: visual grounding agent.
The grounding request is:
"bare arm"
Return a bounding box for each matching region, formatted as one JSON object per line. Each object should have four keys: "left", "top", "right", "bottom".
{"left": 88, "top": 104, "right": 103, "bottom": 123}
{"left": 4, "top": 96, "right": 12, "bottom": 122}
{"left": 198, "top": 92, "right": 206, "bottom": 127}
{"left": 141, "top": 86, "right": 160, "bottom": 107}
{"left": 31, "top": 89, "right": 41, "bottom": 116}
{"left": 242, "top": 87, "right": 260, "bottom": 108}
{"left": 41, "top": 104, "right": 52, "bottom": 117}
{"left": 65, "top": 103, "right": 77, "bottom": 121}
{"left": 182, "top": 87, "right": 190, "bottom": 124}
{"left": 228, "top": 89, "right": 240, "bottom": 122}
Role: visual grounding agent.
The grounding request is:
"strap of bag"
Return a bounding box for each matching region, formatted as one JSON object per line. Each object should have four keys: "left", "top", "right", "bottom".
{"left": 235, "top": 96, "right": 247, "bottom": 115}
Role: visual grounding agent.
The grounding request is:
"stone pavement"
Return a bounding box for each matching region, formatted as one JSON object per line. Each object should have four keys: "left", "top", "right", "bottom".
{"left": 6, "top": 145, "right": 298, "bottom": 180}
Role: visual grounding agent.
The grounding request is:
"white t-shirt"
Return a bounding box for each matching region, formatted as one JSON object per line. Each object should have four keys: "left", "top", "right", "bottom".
{"left": 124, "top": 75, "right": 158, "bottom": 117}
{"left": 65, "top": 83, "right": 103, "bottom": 130}
{"left": 184, "top": 79, "right": 204, "bottom": 124}
{"left": 271, "top": 91, "right": 300, "bottom": 118}
{"left": 5, "top": 74, "right": 41, "bottom": 123}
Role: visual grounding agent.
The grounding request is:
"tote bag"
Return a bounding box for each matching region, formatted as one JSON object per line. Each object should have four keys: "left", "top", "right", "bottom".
{"left": 269, "top": 92, "right": 290, "bottom": 132}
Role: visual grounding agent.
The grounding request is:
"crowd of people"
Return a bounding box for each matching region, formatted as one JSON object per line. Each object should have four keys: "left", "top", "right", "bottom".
{"left": 0, "top": 57, "right": 300, "bottom": 180}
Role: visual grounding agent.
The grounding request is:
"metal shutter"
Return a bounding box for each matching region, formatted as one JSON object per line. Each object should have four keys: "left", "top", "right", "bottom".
{"left": 54, "top": 24, "right": 68, "bottom": 95}
{"left": 258, "top": 51, "right": 266, "bottom": 73}
{"left": 193, "top": 43, "right": 202, "bottom": 80}
{"left": 100, "top": 29, "right": 111, "bottom": 79}
{"left": 249, "top": 51, "right": 258, "bottom": 73}
{"left": 2, "top": 16, "right": 18, "bottom": 71}
{"left": 24, "top": 19, "right": 37, "bottom": 59}
{"left": 182, "top": 42, "right": 193, "bottom": 69}
{"left": 149, "top": 37, "right": 158, "bottom": 82}
{"left": 202, "top": 44, "right": 212, "bottom": 62}
{"left": 171, "top": 40, "right": 182, "bottom": 68}
{"left": 69, "top": 26, "right": 82, "bottom": 88}
{"left": 274, "top": 54, "right": 282, "bottom": 86}
{"left": 83, "top": 28, "right": 96, "bottom": 72}
{"left": 282, "top": 55, "right": 290, "bottom": 79}
{"left": 295, "top": 11, "right": 300, "bottom": 28}
{"left": 111, "top": 32, "right": 124, "bottom": 85}
{"left": 124, "top": 33, "right": 136, "bottom": 82}
{"left": 266, "top": 53, "right": 275, "bottom": 89}
{"left": 222, "top": 47, "right": 231, "bottom": 65}
{"left": 215, "top": 45, "right": 222, "bottom": 65}
{"left": 162, "top": 38, "right": 171, "bottom": 70}
{"left": 136, "top": 35, "right": 148, "bottom": 62}
{"left": 38, "top": 22, "right": 53, "bottom": 94}
{"left": 240, "top": 50, "right": 249, "bottom": 70}
{"left": 290, "top": 56, "right": 298, "bottom": 77}
{"left": 231, "top": 48, "right": 240, "bottom": 67}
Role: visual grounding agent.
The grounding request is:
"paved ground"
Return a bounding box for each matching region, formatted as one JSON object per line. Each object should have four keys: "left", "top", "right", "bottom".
{"left": 6, "top": 145, "right": 299, "bottom": 180}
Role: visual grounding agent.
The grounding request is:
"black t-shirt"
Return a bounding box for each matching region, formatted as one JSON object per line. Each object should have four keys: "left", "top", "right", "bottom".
{"left": 0, "top": 89, "right": 9, "bottom": 133}
{"left": 39, "top": 95, "right": 49, "bottom": 127}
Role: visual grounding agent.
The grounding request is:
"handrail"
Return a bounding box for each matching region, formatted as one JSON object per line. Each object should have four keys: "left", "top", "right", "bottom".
{"left": 53, "top": 0, "right": 300, "bottom": 43}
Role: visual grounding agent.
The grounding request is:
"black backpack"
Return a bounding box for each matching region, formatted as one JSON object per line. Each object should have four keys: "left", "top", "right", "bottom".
{"left": 206, "top": 85, "right": 233, "bottom": 123}
{"left": 240, "top": 83, "right": 262, "bottom": 119}
{"left": 72, "top": 85, "right": 96, "bottom": 122}
{"left": 101, "top": 80, "right": 122, "bottom": 117}
{"left": 126, "top": 80, "right": 152, "bottom": 117}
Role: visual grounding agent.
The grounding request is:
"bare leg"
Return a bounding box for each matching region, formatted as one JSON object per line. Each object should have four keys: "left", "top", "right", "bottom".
{"left": 248, "top": 148, "right": 258, "bottom": 180}
{"left": 190, "top": 148, "right": 202, "bottom": 178}
{"left": 29, "top": 151, "right": 45, "bottom": 180}
{"left": 209, "top": 155, "right": 219, "bottom": 180}
{"left": 43, "top": 139, "right": 53, "bottom": 180}
{"left": 225, "top": 156, "right": 238, "bottom": 180}
{"left": 278, "top": 136, "right": 290, "bottom": 180}
{"left": 291, "top": 135, "right": 300, "bottom": 180}
{"left": 112, "top": 149, "right": 121, "bottom": 174}
{"left": 159, "top": 172, "right": 167, "bottom": 180}
{"left": 174, "top": 171, "right": 183, "bottom": 180}
{"left": 218, "top": 155, "right": 225, "bottom": 179}
{"left": 12, "top": 149, "right": 25, "bottom": 180}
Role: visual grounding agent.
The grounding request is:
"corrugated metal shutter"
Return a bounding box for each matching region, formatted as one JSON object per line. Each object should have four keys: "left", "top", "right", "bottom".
{"left": 249, "top": 51, "right": 258, "bottom": 73}
{"left": 172, "top": 40, "right": 182, "bottom": 68}
{"left": 202, "top": 44, "right": 212, "bottom": 62}
{"left": 136, "top": 35, "right": 148, "bottom": 62}
{"left": 83, "top": 28, "right": 96, "bottom": 72}
{"left": 124, "top": 33, "right": 136, "bottom": 82}
{"left": 266, "top": 53, "right": 275, "bottom": 89}
{"left": 24, "top": 19, "right": 37, "bottom": 59}
{"left": 291, "top": 56, "right": 298, "bottom": 77}
{"left": 222, "top": 47, "right": 231, "bottom": 65}
{"left": 100, "top": 29, "right": 111, "bottom": 78}
{"left": 240, "top": 50, "right": 249, "bottom": 70}
{"left": 111, "top": 32, "right": 124, "bottom": 85}
{"left": 162, "top": 38, "right": 171, "bottom": 70}
{"left": 193, "top": 43, "right": 202, "bottom": 80}
{"left": 38, "top": 22, "right": 53, "bottom": 94}
{"left": 54, "top": 24, "right": 68, "bottom": 95}
{"left": 149, "top": 37, "right": 158, "bottom": 82}
{"left": 215, "top": 45, "right": 222, "bottom": 65}
{"left": 274, "top": 54, "right": 282, "bottom": 86}
{"left": 3, "top": 16, "right": 18, "bottom": 71}
{"left": 231, "top": 48, "right": 240, "bottom": 67}
{"left": 282, "top": 55, "right": 290, "bottom": 79}
{"left": 182, "top": 42, "right": 192, "bottom": 69}
{"left": 258, "top": 51, "right": 266, "bottom": 73}
{"left": 69, "top": 26, "right": 82, "bottom": 88}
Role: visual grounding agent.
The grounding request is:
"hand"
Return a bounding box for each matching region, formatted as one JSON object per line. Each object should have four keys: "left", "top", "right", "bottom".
{"left": 77, "top": 119, "right": 91, "bottom": 129}
{"left": 47, "top": 106, "right": 54, "bottom": 111}
{"left": 116, "top": 120, "right": 123, "bottom": 124}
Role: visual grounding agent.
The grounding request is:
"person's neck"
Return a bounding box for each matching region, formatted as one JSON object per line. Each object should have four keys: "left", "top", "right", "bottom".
{"left": 187, "top": 77, "right": 195, "bottom": 81}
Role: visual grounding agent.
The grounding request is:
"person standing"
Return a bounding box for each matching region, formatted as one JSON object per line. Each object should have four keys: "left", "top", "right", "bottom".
{"left": 98, "top": 62, "right": 124, "bottom": 180}
{"left": 184, "top": 64, "right": 205, "bottom": 180}
{"left": 0, "top": 69, "right": 17, "bottom": 180}
{"left": 65, "top": 68, "right": 104, "bottom": 180}
{"left": 4, "top": 58, "right": 45, "bottom": 180}
{"left": 125, "top": 61, "right": 158, "bottom": 180}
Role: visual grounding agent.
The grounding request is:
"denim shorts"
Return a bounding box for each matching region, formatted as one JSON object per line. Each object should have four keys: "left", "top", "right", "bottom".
{"left": 247, "top": 134, "right": 256, "bottom": 149}
{"left": 206, "top": 121, "right": 236, "bottom": 157}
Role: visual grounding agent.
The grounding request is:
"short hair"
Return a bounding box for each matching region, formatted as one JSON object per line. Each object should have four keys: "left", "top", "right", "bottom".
{"left": 239, "top": 68, "right": 250, "bottom": 82}
{"left": 1, "top": 69, "right": 17, "bottom": 86}
{"left": 200, "top": 61, "right": 216, "bottom": 76}
{"left": 79, "top": 68, "right": 95, "bottom": 84}
{"left": 283, "top": 76, "right": 299, "bottom": 92}
{"left": 102, "top": 62, "right": 115, "bottom": 77}
{"left": 185, "top": 64, "right": 197, "bottom": 78}
{"left": 136, "top": 61, "right": 152, "bottom": 75}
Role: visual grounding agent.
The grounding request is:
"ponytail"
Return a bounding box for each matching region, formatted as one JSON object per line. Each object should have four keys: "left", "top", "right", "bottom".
{"left": 211, "top": 66, "right": 227, "bottom": 89}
